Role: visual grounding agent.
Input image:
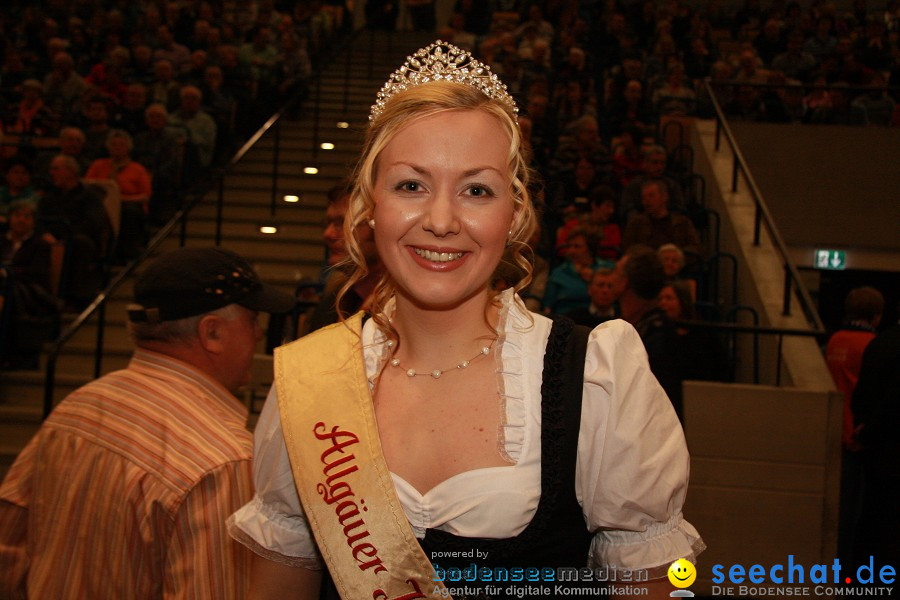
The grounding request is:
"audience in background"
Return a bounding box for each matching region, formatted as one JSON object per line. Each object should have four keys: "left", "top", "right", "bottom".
{"left": 617, "top": 247, "right": 683, "bottom": 419}
{"left": 543, "top": 227, "right": 615, "bottom": 316}
{"left": 566, "top": 268, "right": 620, "bottom": 327}
{"left": 85, "top": 129, "right": 152, "bottom": 260}
{"left": 659, "top": 281, "right": 729, "bottom": 382}
{"left": 0, "top": 200, "right": 59, "bottom": 369}
{"left": 37, "top": 155, "right": 109, "bottom": 308}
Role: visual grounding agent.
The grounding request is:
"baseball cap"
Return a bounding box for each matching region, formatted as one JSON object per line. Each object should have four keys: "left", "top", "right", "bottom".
{"left": 127, "top": 247, "right": 295, "bottom": 323}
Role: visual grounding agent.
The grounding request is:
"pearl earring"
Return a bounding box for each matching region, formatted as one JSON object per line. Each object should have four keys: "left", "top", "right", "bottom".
{"left": 368, "top": 219, "right": 375, "bottom": 229}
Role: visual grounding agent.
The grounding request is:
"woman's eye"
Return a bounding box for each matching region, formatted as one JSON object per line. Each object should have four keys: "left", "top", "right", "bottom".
{"left": 467, "top": 185, "right": 493, "bottom": 197}
{"left": 397, "top": 181, "right": 420, "bottom": 192}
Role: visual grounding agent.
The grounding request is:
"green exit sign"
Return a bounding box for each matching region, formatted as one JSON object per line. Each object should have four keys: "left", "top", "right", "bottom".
{"left": 815, "top": 249, "right": 846, "bottom": 270}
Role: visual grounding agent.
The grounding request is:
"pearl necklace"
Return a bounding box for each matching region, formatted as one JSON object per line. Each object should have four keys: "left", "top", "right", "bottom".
{"left": 385, "top": 337, "right": 497, "bottom": 379}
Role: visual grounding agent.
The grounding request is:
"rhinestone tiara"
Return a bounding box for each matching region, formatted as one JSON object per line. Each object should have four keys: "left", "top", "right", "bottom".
{"left": 369, "top": 40, "right": 518, "bottom": 122}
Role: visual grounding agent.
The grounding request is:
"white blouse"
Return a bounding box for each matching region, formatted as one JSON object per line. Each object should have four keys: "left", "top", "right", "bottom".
{"left": 228, "top": 289, "right": 704, "bottom": 577}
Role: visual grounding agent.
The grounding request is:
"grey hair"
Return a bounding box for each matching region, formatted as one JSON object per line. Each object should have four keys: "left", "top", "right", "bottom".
{"left": 128, "top": 304, "right": 242, "bottom": 344}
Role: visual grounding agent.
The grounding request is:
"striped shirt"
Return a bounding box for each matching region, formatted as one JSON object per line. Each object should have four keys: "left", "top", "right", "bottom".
{"left": 0, "top": 349, "right": 254, "bottom": 599}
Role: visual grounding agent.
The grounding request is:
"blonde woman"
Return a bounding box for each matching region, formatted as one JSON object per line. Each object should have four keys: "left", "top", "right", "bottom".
{"left": 229, "top": 42, "right": 702, "bottom": 600}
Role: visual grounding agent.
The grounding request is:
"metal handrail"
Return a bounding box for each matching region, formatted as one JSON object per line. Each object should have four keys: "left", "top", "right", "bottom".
{"left": 676, "top": 318, "right": 824, "bottom": 386}
{"left": 703, "top": 79, "right": 826, "bottom": 334}
{"left": 42, "top": 31, "right": 363, "bottom": 419}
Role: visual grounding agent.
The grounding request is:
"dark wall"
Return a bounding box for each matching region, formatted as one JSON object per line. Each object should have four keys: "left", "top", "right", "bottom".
{"left": 729, "top": 123, "right": 900, "bottom": 253}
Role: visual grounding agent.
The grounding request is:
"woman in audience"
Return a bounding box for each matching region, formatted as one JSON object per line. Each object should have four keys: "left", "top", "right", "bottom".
{"left": 0, "top": 161, "right": 39, "bottom": 224}
{"left": 544, "top": 227, "right": 615, "bottom": 315}
{"left": 659, "top": 281, "right": 730, "bottom": 381}
{"left": 85, "top": 129, "right": 152, "bottom": 259}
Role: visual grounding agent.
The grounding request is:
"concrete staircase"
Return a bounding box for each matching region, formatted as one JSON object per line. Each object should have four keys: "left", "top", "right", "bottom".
{"left": 0, "top": 31, "right": 434, "bottom": 480}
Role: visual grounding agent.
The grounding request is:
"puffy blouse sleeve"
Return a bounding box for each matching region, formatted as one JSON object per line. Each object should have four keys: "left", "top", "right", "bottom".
{"left": 227, "top": 386, "right": 323, "bottom": 569}
{"left": 577, "top": 319, "right": 705, "bottom": 579}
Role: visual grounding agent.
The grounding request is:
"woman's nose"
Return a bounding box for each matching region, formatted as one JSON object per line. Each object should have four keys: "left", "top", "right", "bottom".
{"left": 422, "top": 191, "right": 460, "bottom": 237}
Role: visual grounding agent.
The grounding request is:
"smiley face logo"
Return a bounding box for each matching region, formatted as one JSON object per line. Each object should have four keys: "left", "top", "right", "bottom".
{"left": 667, "top": 558, "right": 697, "bottom": 589}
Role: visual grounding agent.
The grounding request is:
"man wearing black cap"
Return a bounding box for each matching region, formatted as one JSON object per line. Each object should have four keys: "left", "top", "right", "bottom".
{"left": 0, "top": 247, "right": 294, "bottom": 599}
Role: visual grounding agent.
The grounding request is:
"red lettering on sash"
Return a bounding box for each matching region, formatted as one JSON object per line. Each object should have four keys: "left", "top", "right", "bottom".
{"left": 314, "top": 422, "right": 388, "bottom": 575}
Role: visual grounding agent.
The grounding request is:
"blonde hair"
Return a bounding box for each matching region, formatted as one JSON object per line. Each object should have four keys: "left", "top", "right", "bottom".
{"left": 337, "top": 80, "right": 537, "bottom": 338}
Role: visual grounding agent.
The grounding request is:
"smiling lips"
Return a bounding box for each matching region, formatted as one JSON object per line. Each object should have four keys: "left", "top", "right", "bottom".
{"left": 414, "top": 248, "right": 465, "bottom": 262}
{"left": 409, "top": 246, "right": 468, "bottom": 271}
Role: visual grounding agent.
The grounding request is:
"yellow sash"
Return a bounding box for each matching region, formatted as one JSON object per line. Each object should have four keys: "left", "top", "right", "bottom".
{"left": 275, "top": 313, "right": 448, "bottom": 599}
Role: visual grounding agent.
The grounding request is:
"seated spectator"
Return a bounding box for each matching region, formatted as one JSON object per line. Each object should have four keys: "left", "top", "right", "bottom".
{"left": 684, "top": 37, "right": 715, "bottom": 81}
{"left": 1, "top": 161, "right": 39, "bottom": 223}
{"left": 658, "top": 281, "right": 729, "bottom": 382}
{"left": 652, "top": 62, "right": 698, "bottom": 116}
{"left": 565, "top": 268, "right": 619, "bottom": 327}
{"left": 620, "top": 145, "right": 686, "bottom": 219}
{"left": 543, "top": 227, "right": 615, "bottom": 316}
{"left": 808, "top": 84, "right": 868, "bottom": 125}
{"left": 754, "top": 18, "right": 787, "bottom": 66}
{"left": 130, "top": 45, "right": 156, "bottom": 85}
{"left": 606, "top": 79, "right": 654, "bottom": 137}
{"left": 112, "top": 84, "right": 149, "bottom": 133}
{"left": 519, "top": 224, "right": 549, "bottom": 313}
{"left": 42, "top": 52, "right": 88, "bottom": 121}
{"left": 617, "top": 247, "right": 683, "bottom": 418}
{"left": 552, "top": 157, "right": 605, "bottom": 218}
{"left": 611, "top": 124, "right": 645, "bottom": 190}
{"left": 658, "top": 242, "right": 687, "bottom": 280}
{"left": 154, "top": 26, "right": 191, "bottom": 74}
{"left": 133, "top": 104, "right": 183, "bottom": 223}
{"left": 181, "top": 50, "right": 209, "bottom": 87}
{"left": 201, "top": 66, "right": 237, "bottom": 159}
{"left": 772, "top": 31, "right": 817, "bottom": 82}
{"left": 556, "top": 186, "right": 621, "bottom": 260}
{"left": 84, "top": 47, "right": 130, "bottom": 105}
{"left": 85, "top": 130, "right": 152, "bottom": 260}
{"left": 851, "top": 73, "right": 896, "bottom": 126}
{"left": 3, "top": 80, "right": 58, "bottom": 138}
{"left": 0, "top": 200, "right": 59, "bottom": 369}
{"left": 149, "top": 59, "right": 181, "bottom": 110}
{"left": 33, "top": 127, "right": 90, "bottom": 189}
{"left": 80, "top": 97, "right": 113, "bottom": 163}
{"left": 549, "top": 115, "right": 611, "bottom": 180}
{"left": 169, "top": 86, "right": 217, "bottom": 170}
{"left": 623, "top": 179, "right": 702, "bottom": 261}
{"left": 276, "top": 35, "right": 312, "bottom": 101}
{"left": 239, "top": 26, "right": 279, "bottom": 101}
{"left": 553, "top": 80, "right": 596, "bottom": 131}
{"left": 804, "top": 15, "right": 837, "bottom": 62}
{"left": 38, "top": 155, "right": 109, "bottom": 307}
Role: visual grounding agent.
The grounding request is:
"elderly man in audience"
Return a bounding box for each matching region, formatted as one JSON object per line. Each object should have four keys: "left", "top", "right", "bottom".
{"left": 623, "top": 179, "right": 702, "bottom": 263}
{"left": 37, "top": 154, "right": 109, "bottom": 308}
{"left": 170, "top": 85, "right": 217, "bottom": 170}
{"left": 620, "top": 145, "right": 686, "bottom": 219}
{"left": 134, "top": 103, "right": 183, "bottom": 223}
{"left": 42, "top": 52, "right": 87, "bottom": 120}
{"left": 0, "top": 246, "right": 295, "bottom": 598}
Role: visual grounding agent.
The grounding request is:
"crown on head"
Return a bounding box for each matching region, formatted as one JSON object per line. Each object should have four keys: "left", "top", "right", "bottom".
{"left": 369, "top": 40, "right": 518, "bottom": 123}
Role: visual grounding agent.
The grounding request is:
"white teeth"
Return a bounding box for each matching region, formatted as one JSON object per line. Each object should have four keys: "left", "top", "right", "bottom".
{"left": 414, "top": 248, "right": 464, "bottom": 262}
